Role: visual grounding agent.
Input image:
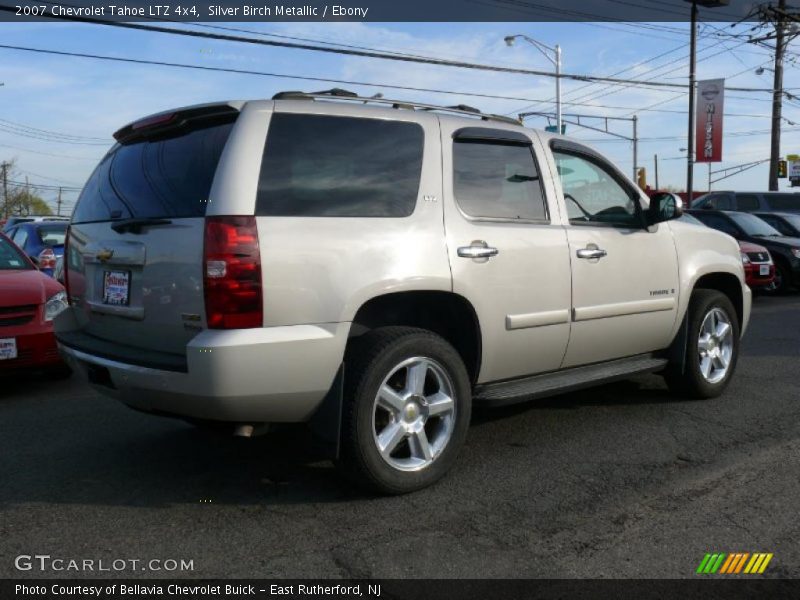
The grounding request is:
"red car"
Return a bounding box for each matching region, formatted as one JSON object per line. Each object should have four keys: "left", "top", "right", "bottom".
{"left": 0, "top": 232, "right": 70, "bottom": 375}
{"left": 739, "top": 241, "right": 776, "bottom": 291}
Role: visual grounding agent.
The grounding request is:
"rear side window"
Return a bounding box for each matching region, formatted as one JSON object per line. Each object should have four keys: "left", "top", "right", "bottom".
{"left": 736, "top": 194, "right": 760, "bottom": 211}
{"left": 72, "top": 120, "right": 235, "bottom": 223}
{"left": 453, "top": 140, "right": 547, "bottom": 221}
{"left": 11, "top": 228, "right": 28, "bottom": 249}
{"left": 765, "top": 193, "right": 800, "bottom": 210}
{"left": 257, "top": 114, "right": 424, "bottom": 217}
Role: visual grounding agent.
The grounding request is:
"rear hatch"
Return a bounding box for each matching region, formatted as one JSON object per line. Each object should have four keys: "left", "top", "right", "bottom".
{"left": 62, "top": 104, "right": 239, "bottom": 369}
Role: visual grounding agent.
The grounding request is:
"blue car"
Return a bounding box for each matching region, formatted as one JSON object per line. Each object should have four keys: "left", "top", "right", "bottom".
{"left": 3, "top": 221, "right": 67, "bottom": 277}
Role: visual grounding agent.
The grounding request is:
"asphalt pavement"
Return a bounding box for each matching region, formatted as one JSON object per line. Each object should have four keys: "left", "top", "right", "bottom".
{"left": 1, "top": 295, "right": 799, "bottom": 579}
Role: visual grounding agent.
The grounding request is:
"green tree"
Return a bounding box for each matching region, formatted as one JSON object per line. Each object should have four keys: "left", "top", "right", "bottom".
{"left": 11, "top": 189, "right": 52, "bottom": 216}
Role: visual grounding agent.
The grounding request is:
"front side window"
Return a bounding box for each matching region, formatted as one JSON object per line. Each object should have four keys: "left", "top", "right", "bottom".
{"left": 257, "top": 114, "right": 424, "bottom": 217}
{"left": 453, "top": 140, "right": 547, "bottom": 220}
{"left": 552, "top": 150, "right": 640, "bottom": 227}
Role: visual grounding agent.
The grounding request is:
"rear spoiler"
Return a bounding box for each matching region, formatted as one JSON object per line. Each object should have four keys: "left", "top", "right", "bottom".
{"left": 113, "top": 103, "right": 241, "bottom": 144}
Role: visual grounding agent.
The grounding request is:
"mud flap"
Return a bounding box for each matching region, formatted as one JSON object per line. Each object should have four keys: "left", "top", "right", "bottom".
{"left": 667, "top": 312, "right": 689, "bottom": 375}
{"left": 308, "top": 363, "right": 344, "bottom": 460}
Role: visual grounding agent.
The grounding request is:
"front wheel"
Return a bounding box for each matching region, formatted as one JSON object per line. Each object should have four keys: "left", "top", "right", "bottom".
{"left": 664, "top": 290, "right": 740, "bottom": 399}
{"left": 338, "top": 327, "right": 471, "bottom": 494}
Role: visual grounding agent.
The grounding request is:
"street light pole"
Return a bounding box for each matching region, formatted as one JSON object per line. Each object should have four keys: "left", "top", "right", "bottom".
{"left": 505, "top": 34, "right": 562, "bottom": 133}
{"left": 555, "top": 44, "right": 562, "bottom": 133}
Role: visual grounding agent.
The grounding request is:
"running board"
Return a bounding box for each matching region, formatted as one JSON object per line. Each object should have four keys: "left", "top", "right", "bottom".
{"left": 474, "top": 354, "right": 669, "bottom": 407}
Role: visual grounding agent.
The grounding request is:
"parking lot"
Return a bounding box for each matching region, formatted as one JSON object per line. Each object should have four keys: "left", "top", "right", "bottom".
{"left": 1, "top": 294, "right": 799, "bottom": 579}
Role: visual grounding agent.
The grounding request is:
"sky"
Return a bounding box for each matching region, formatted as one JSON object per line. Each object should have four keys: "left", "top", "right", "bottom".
{"left": 2, "top": 18, "right": 800, "bottom": 214}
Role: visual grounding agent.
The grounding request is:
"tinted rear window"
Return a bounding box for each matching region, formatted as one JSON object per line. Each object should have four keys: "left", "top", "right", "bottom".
{"left": 0, "top": 236, "right": 31, "bottom": 270}
{"left": 72, "top": 120, "right": 235, "bottom": 223}
{"left": 36, "top": 224, "right": 67, "bottom": 246}
{"left": 256, "top": 113, "right": 424, "bottom": 217}
{"left": 764, "top": 193, "right": 800, "bottom": 210}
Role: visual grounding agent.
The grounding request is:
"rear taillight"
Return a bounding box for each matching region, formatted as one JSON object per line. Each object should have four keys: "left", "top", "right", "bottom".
{"left": 38, "top": 247, "right": 57, "bottom": 270}
{"left": 203, "top": 216, "right": 262, "bottom": 329}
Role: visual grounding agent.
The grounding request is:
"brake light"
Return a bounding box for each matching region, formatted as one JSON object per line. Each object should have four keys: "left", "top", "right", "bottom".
{"left": 203, "top": 216, "right": 262, "bottom": 329}
{"left": 131, "top": 112, "right": 175, "bottom": 131}
{"left": 38, "top": 247, "right": 57, "bottom": 270}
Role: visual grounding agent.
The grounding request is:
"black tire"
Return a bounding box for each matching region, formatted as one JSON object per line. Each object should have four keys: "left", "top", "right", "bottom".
{"left": 664, "top": 290, "right": 740, "bottom": 399}
{"left": 769, "top": 260, "right": 792, "bottom": 294}
{"left": 338, "top": 327, "right": 471, "bottom": 494}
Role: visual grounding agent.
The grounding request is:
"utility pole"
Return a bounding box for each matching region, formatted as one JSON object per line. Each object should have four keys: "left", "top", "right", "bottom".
{"left": 654, "top": 154, "right": 660, "bottom": 189}
{"left": 1, "top": 161, "right": 8, "bottom": 219}
{"left": 687, "top": 1, "right": 699, "bottom": 202}
{"left": 57, "top": 187, "right": 62, "bottom": 216}
{"left": 769, "top": 0, "right": 787, "bottom": 191}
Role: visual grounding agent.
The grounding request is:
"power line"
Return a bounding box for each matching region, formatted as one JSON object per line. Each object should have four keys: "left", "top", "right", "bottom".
{"left": 0, "top": 6, "right": 782, "bottom": 94}
{"left": 0, "top": 123, "right": 109, "bottom": 145}
{"left": 0, "top": 141, "right": 103, "bottom": 161}
{"left": 0, "top": 118, "right": 107, "bottom": 142}
{"left": 2, "top": 41, "right": 792, "bottom": 123}
{"left": 6, "top": 178, "right": 81, "bottom": 191}
{"left": 15, "top": 168, "right": 83, "bottom": 187}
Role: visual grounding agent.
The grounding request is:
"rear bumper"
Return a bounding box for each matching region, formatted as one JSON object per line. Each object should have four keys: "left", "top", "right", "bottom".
{"left": 58, "top": 322, "right": 350, "bottom": 422}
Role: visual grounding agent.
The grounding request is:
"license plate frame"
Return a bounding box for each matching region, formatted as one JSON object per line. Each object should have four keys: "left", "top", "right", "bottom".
{"left": 103, "top": 270, "right": 131, "bottom": 306}
{"left": 0, "top": 338, "right": 17, "bottom": 361}
{"left": 759, "top": 264, "right": 770, "bottom": 276}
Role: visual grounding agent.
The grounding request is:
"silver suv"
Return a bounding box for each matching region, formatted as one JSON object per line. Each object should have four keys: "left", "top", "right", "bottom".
{"left": 56, "top": 91, "right": 751, "bottom": 493}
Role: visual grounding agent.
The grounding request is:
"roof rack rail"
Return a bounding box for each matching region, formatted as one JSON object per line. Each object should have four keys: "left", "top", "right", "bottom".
{"left": 270, "top": 90, "right": 521, "bottom": 126}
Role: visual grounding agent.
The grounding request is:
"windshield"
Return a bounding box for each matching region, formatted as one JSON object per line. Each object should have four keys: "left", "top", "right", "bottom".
{"left": 0, "top": 236, "right": 32, "bottom": 270}
{"left": 36, "top": 224, "right": 67, "bottom": 246}
{"left": 727, "top": 212, "right": 782, "bottom": 237}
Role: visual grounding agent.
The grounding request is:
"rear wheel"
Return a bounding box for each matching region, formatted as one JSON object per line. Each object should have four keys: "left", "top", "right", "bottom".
{"left": 664, "top": 290, "right": 739, "bottom": 399}
{"left": 338, "top": 327, "right": 471, "bottom": 494}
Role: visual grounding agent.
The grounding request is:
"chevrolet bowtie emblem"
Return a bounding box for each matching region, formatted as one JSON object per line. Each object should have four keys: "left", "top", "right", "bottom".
{"left": 97, "top": 249, "right": 114, "bottom": 262}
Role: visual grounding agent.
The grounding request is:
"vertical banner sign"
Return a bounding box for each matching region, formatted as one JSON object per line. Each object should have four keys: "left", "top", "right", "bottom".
{"left": 695, "top": 79, "right": 725, "bottom": 163}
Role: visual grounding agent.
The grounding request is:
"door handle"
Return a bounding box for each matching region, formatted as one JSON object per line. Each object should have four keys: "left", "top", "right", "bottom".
{"left": 458, "top": 242, "right": 499, "bottom": 259}
{"left": 576, "top": 247, "right": 607, "bottom": 259}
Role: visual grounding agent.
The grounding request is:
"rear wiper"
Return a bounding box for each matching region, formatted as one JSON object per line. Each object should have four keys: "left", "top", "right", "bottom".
{"left": 110, "top": 217, "right": 172, "bottom": 234}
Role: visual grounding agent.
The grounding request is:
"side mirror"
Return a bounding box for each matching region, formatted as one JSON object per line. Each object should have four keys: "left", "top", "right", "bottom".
{"left": 647, "top": 192, "right": 684, "bottom": 225}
